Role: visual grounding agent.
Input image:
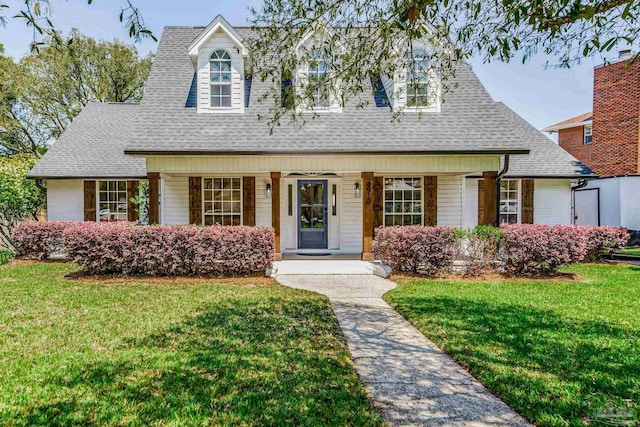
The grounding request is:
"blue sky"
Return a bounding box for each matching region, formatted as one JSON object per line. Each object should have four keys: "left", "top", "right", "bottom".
{"left": 1, "top": 0, "right": 604, "bottom": 138}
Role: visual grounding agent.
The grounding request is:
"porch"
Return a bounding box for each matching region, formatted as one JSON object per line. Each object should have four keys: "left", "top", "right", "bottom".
{"left": 144, "top": 153, "right": 506, "bottom": 261}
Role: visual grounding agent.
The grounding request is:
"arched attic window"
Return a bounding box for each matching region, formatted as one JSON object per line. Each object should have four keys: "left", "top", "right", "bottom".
{"left": 406, "top": 49, "right": 431, "bottom": 107}
{"left": 307, "top": 51, "right": 331, "bottom": 109}
{"left": 210, "top": 50, "right": 232, "bottom": 108}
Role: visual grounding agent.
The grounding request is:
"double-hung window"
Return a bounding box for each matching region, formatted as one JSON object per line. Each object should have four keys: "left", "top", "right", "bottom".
{"left": 98, "top": 180, "right": 128, "bottom": 222}
{"left": 203, "top": 177, "right": 241, "bottom": 226}
{"left": 210, "top": 50, "right": 232, "bottom": 108}
{"left": 584, "top": 124, "right": 592, "bottom": 145}
{"left": 499, "top": 179, "right": 519, "bottom": 224}
{"left": 406, "top": 49, "right": 430, "bottom": 108}
{"left": 307, "top": 52, "right": 331, "bottom": 109}
{"left": 383, "top": 177, "right": 423, "bottom": 226}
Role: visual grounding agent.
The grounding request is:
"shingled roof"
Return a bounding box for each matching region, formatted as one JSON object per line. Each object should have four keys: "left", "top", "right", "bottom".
{"left": 28, "top": 103, "right": 146, "bottom": 179}
{"left": 542, "top": 111, "right": 593, "bottom": 132}
{"left": 31, "top": 24, "right": 594, "bottom": 179}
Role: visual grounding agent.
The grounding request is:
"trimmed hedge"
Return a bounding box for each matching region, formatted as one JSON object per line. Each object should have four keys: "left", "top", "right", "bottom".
{"left": 373, "top": 224, "right": 629, "bottom": 277}
{"left": 11, "top": 221, "right": 80, "bottom": 259}
{"left": 584, "top": 226, "right": 629, "bottom": 261}
{"left": 499, "top": 224, "right": 590, "bottom": 276}
{"left": 373, "top": 225, "right": 458, "bottom": 276}
{"left": 63, "top": 223, "right": 274, "bottom": 276}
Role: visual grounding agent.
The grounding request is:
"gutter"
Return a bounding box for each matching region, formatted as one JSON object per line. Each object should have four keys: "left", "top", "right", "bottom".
{"left": 495, "top": 154, "right": 510, "bottom": 226}
{"left": 123, "top": 149, "right": 531, "bottom": 156}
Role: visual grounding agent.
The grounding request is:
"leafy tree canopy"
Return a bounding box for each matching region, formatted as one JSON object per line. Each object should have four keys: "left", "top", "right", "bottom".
{"left": 0, "top": 32, "right": 153, "bottom": 156}
{"left": 2, "top": 0, "right": 638, "bottom": 124}
{"left": 0, "top": 154, "right": 44, "bottom": 250}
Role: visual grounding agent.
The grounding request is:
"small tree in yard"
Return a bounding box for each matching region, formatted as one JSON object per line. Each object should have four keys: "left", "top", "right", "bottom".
{"left": 0, "top": 155, "right": 45, "bottom": 251}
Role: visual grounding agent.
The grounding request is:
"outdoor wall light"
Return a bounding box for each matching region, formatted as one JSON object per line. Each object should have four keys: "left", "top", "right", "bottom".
{"left": 354, "top": 182, "right": 361, "bottom": 198}
{"left": 266, "top": 182, "right": 272, "bottom": 198}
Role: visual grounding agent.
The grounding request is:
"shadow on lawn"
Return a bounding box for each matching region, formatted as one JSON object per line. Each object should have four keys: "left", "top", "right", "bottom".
{"left": 389, "top": 296, "right": 640, "bottom": 425}
{"left": 17, "top": 297, "right": 382, "bottom": 426}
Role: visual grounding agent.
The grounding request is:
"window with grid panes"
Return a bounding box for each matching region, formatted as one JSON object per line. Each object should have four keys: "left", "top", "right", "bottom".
{"left": 210, "top": 50, "right": 232, "bottom": 107}
{"left": 98, "top": 180, "right": 128, "bottom": 222}
{"left": 383, "top": 177, "right": 423, "bottom": 226}
{"left": 499, "top": 179, "right": 519, "bottom": 224}
{"left": 203, "top": 178, "right": 242, "bottom": 226}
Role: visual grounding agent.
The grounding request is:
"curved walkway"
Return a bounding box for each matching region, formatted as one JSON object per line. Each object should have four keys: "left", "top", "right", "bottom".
{"left": 276, "top": 275, "right": 530, "bottom": 427}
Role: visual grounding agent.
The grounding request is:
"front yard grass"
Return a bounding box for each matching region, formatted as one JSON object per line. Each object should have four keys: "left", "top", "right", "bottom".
{"left": 0, "top": 262, "right": 382, "bottom": 426}
{"left": 617, "top": 247, "right": 640, "bottom": 256}
{"left": 384, "top": 263, "right": 640, "bottom": 426}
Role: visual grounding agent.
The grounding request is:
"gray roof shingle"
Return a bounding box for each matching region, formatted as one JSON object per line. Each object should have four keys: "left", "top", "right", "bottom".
{"left": 31, "top": 25, "right": 594, "bottom": 179}
{"left": 28, "top": 103, "right": 146, "bottom": 179}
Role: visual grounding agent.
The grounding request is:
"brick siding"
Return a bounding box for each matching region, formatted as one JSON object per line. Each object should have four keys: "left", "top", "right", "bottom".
{"left": 558, "top": 126, "right": 592, "bottom": 170}
{"left": 592, "top": 59, "right": 640, "bottom": 176}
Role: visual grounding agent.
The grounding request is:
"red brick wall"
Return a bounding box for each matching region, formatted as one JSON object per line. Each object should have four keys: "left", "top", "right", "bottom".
{"left": 592, "top": 59, "right": 640, "bottom": 176}
{"left": 558, "top": 126, "right": 592, "bottom": 169}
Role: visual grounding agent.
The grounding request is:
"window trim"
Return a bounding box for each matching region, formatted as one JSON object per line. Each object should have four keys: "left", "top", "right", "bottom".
{"left": 584, "top": 124, "right": 593, "bottom": 145}
{"left": 499, "top": 179, "right": 521, "bottom": 225}
{"left": 382, "top": 176, "right": 424, "bottom": 227}
{"left": 97, "top": 180, "right": 128, "bottom": 223}
{"left": 209, "top": 49, "right": 233, "bottom": 109}
{"left": 201, "top": 176, "right": 243, "bottom": 226}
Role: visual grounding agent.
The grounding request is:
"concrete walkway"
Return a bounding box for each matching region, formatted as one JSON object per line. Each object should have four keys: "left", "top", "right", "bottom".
{"left": 276, "top": 275, "right": 530, "bottom": 427}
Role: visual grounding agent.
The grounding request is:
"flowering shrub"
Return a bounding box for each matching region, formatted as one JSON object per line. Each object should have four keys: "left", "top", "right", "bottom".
{"left": 373, "top": 225, "right": 458, "bottom": 276}
{"left": 63, "top": 223, "right": 274, "bottom": 276}
{"left": 584, "top": 226, "right": 629, "bottom": 261}
{"left": 499, "top": 224, "right": 590, "bottom": 276}
{"left": 11, "top": 221, "right": 81, "bottom": 259}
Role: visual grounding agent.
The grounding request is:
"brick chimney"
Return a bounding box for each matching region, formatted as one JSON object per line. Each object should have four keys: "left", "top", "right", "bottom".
{"left": 592, "top": 54, "right": 640, "bottom": 176}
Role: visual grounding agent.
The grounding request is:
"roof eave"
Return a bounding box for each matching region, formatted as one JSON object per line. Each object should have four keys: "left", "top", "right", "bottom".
{"left": 124, "top": 149, "right": 531, "bottom": 156}
{"left": 542, "top": 119, "right": 592, "bottom": 133}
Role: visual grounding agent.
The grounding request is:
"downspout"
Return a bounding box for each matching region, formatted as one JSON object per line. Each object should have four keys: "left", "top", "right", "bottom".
{"left": 495, "top": 154, "right": 510, "bottom": 226}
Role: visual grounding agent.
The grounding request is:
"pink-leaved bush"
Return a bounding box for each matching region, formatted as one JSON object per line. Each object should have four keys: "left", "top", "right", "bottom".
{"left": 499, "top": 224, "right": 590, "bottom": 276}
{"left": 11, "top": 221, "right": 81, "bottom": 259}
{"left": 373, "top": 225, "right": 458, "bottom": 276}
{"left": 584, "top": 226, "right": 629, "bottom": 261}
{"left": 62, "top": 223, "right": 275, "bottom": 276}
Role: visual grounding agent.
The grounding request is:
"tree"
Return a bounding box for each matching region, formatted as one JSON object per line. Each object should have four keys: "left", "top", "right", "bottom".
{"left": 247, "top": 0, "right": 640, "bottom": 124}
{"left": 0, "top": 32, "right": 153, "bottom": 156}
{"left": 0, "top": 154, "right": 45, "bottom": 251}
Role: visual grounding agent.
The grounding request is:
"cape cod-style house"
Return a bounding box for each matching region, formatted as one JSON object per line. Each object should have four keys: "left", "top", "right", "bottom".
{"left": 28, "top": 15, "right": 595, "bottom": 260}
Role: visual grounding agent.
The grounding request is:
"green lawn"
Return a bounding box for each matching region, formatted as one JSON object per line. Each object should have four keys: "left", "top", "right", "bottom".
{"left": 617, "top": 247, "right": 640, "bottom": 256}
{"left": 0, "top": 262, "right": 382, "bottom": 426}
{"left": 384, "top": 264, "right": 640, "bottom": 427}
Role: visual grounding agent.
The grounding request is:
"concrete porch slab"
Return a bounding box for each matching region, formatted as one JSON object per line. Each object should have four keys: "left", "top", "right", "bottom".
{"left": 270, "top": 260, "right": 390, "bottom": 277}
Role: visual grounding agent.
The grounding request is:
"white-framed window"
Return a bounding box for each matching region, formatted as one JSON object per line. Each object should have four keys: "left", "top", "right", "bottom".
{"left": 307, "top": 51, "right": 331, "bottom": 109}
{"left": 98, "top": 180, "right": 128, "bottom": 222}
{"left": 210, "top": 50, "right": 232, "bottom": 108}
{"left": 406, "top": 49, "right": 431, "bottom": 108}
{"left": 584, "top": 124, "right": 592, "bottom": 145}
{"left": 499, "top": 179, "right": 520, "bottom": 224}
{"left": 203, "top": 177, "right": 242, "bottom": 226}
{"left": 383, "top": 177, "right": 423, "bottom": 226}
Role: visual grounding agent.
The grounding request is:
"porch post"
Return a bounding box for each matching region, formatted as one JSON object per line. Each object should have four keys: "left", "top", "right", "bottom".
{"left": 271, "top": 172, "right": 282, "bottom": 261}
{"left": 361, "top": 172, "right": 375, "bottom": 261}
{"left": 148, "top": 172, "right": 160, "bottom": 225}
{"left": 481, "top": 171, "right": 498, "bottom": 226}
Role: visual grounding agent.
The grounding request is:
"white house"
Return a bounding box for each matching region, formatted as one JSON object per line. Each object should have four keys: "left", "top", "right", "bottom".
{"left": 28, "top": 15, "right": 595, "bottom": 260}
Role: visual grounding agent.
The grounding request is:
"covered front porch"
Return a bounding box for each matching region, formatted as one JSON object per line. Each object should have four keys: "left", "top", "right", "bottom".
{"left": 144, "top": 153, "right": 511, "bottom": 260}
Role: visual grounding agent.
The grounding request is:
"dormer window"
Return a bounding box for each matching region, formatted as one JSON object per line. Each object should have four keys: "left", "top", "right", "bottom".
{"left": 406, "top": 49, "right": 430, "bottom": 108}
{"left": 307, "top": 52, "right": 331, "bottom": 109}
{"left": 210, "top": 50, "right": 232, "bottom": 108}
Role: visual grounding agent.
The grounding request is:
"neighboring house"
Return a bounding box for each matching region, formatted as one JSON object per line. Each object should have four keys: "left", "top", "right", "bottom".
{"left": 544, "top": 50, "right": 640, "bottom": 232}
{"left": 29, "top": 15, "right": 593, "bottom": 260}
